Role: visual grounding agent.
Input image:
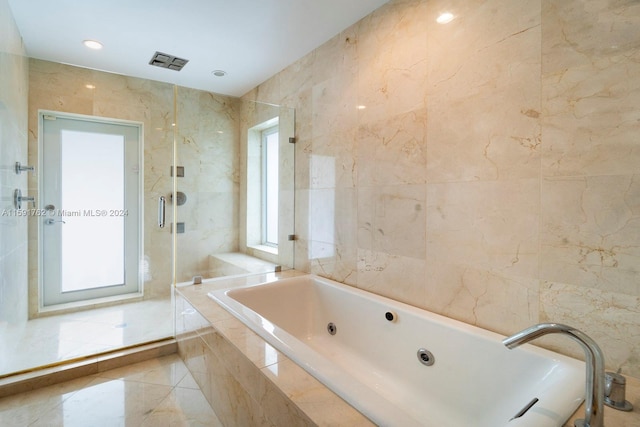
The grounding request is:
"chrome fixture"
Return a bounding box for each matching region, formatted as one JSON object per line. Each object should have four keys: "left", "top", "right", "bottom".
{"left": 503, "top": 323, "right": 605, "bottom": 427}
{"left": 45, "top": 218, "right": 66, "bottom": 225}
{"left": 158, "top": 196, "right": 166, "bottom": 228}
{"left": 171, "top": 191, "right": 187, "bottom": 206}
{"left": 604, "top": 371, "right": 633, "bottom": 411}
{"left": 416, "top": 348, "right": 435, "bottom": 366}
{"left": 510, "top": 397, "right": 539, "bottom": 422}
{"left": 15, "top": 161, "right": 35, "bottom": 174}
{"left": 13, "top": 189, "right": 35, "bottom": 209}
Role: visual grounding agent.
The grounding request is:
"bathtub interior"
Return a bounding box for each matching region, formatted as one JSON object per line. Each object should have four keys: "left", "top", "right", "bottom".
{"left": 211, "top": 275, "right": 585, "bottom": 427}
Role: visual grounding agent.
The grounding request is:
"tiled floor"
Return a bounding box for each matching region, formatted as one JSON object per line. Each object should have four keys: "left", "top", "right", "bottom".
{"left": 0, "top": 354, "right": 222, "bottom": 427}
{"left": 0, "top": 298, "right": 173, "bottom": 376}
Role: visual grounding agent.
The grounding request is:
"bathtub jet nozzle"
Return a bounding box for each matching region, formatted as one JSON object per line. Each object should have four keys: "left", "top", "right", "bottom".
{"left": 327, "top": 322, "right": 337, "bottom": 335}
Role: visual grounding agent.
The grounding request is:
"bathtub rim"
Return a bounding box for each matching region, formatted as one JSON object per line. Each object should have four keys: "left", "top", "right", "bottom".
{"left": 208, "top": 273, "right": 586, "bottom": 427}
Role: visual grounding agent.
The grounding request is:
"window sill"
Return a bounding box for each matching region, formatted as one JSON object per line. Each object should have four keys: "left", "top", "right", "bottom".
{"left": 249, "top": 244, "right": 278, "bottom": 256}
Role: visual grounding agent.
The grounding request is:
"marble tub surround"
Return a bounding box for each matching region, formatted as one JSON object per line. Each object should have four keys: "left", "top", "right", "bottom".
{"left": 178, "top": 272, "right": 640, "bottom": 427}
{"left": 242, "top": 0, "right": 640, "bottom": 378}
{"left": 176, "top": 272, "right": 374, "bottom": 427}
{"left": 0, "top": 354, "right": 222, "bottom": 427}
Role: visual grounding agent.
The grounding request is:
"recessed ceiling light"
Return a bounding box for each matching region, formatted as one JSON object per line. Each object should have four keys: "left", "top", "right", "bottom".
{"left": 436, "top": 12, "right": 455, "bottom": 24}
{"left": 357, "top": 105, "right": 367, "bottom": 110}
{"left": 83, "top": 39, "right": 103, "bottom": 50}
{"left": 212, "top": 70, "right": 227, "bottom": 77}
{"left": 85, "top": 84, "right": 95, "bottom": 89}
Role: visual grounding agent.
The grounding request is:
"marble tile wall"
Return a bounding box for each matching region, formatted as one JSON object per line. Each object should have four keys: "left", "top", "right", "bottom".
{"left": 175, "top": 87, "right": 241, "bottom": 281}
{"left": 243, "top": 0, "right": 640, "bottom": 377}
{"left": 27, "top": 62, "right": 242, "bottom": 308}
{"left": 0, "top": 0, "right": 29, "bottom": 323}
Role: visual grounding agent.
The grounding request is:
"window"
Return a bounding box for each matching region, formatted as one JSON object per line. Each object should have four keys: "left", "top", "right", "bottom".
{"left": 262, "top": 126, "right": 279, "bottom": 247}
{"left": 246, "top": 117, "right": 279, "bottom": 256}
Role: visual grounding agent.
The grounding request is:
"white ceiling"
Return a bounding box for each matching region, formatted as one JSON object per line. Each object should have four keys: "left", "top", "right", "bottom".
{"left": 8, "top": 0, "right": 389, "bottom": 97}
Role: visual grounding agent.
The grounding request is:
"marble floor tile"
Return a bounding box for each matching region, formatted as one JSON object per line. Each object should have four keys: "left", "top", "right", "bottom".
{"left": 0, "top": 354, "right": 221, "bottom": 427}
{"left": 0, "top": 298, "right": 173, "bottom": 376}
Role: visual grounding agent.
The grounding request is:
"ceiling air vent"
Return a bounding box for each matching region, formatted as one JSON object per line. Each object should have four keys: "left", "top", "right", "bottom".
{"left": 148, "top": 51, "right": 189, "bottom": 71}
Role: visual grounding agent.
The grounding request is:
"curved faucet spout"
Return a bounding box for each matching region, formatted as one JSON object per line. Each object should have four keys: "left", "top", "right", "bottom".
{"left": 502, "top": 323, "right": 605, "bottom": 427}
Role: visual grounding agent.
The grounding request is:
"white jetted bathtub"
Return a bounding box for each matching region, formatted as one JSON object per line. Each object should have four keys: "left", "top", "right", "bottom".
{"left": 209, "top": 274, "right": 584, "bottom": 427}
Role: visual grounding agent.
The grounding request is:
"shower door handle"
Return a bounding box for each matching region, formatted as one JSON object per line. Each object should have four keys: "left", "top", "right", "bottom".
{"left": 45, "top": 218, "right": 66, "bottom": 225}
{"left": 158, "top": 196, "right": 166, "bottom": 228}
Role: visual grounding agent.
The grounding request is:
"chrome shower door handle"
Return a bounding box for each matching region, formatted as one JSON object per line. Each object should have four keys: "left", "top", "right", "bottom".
{"left": 158, "top": 196, "right": 166, "bottom": 228}
{"left": 45, "top": 218, "right": 66, "bottom": 225}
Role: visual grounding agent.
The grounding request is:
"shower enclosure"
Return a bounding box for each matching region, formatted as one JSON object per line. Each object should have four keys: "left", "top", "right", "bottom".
{"left": 0, "top": 56, "right": 295, "bottom": 378}
{"left": 174, "top": 87, "right": 295, "bottom": 284}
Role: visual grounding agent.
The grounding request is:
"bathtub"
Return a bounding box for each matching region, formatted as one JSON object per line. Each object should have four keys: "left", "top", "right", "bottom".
{"left": 208, "top": 274, "right": 584, "bottom": 427}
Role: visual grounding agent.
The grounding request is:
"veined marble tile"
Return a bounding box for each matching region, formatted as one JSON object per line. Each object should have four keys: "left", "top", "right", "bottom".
{"left": 540, "top": 281, "right": 640, "bottom": 378}
{"left": 308, "top": 187, "right": 358, "bottom": 284}
{"left": 541, "top": 0, "right": 640, "bottom": 177}
{"left": 356, "top": 248, "right": 426, "bottom": 306}
{"left": 541, "top": 175, "right": 640, "bottom": 295}
{"left": 358, "top": 184, "right": 426, "bottom": 260}
{"left": 279, "top": 52, "right": 314, "bottom": 107}
{"left": 427, "top": 0, "right": 541, "bottom": 91}
{"left": 261, "top": 358, "right": 373, "bottom": 427}
{"left": 309, "top": 129, "right": 357, "bottom": 189}
{"left": 357, "top": 109, "right": 427, "bottom": 186}
{"left": 308, "top": 187, "right": 357, "bottom": 250}
{"left": 140, "top": 386, "right": 223, "bottom": 427}
{"left": 311, "top": 73, "right": 358, "bottom": 139}
{"left": 356, "top": 0, "right": 428, "bottom": 125}
{"left": 426, "top": 0, "right": 541, "bottom": 183}
{"left": 0, "top": 375, "right": 94, "bottom": 427}
{"left": 30, "top": 377, "right": 173, "bottom": 426}
{"left": 310, "top": 244, "right": 358, "bottom": 286}
{"left": 96, "top": 354, "right": 189, "bottom": 387}
{"left": 542, "top": 0, "right": 640, "bottom": 75}
{"left": 427, "top": 179, "right": 539, "bottom": 280}
{"left": 424, "top": 262, "right": 539, "bottom": 333}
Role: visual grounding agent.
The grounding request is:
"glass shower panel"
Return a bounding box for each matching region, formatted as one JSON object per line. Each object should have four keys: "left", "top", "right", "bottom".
{"left": 174, "top": 88, "right": 295, "bottom": 283}
{"left": 0, "top": 59, "right": 177, "bottom": 377}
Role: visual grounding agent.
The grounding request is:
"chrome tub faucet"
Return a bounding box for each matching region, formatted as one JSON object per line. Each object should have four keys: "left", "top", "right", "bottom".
{"left": 503, "top": 323, "right": 605, "bottom": 427}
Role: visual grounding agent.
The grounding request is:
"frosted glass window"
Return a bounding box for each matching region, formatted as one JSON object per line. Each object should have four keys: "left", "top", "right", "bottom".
{"left": 263, "top": 127, "right": 279, "bottom": 246}
{"left": 60, "top": 130, "right": 125, "bottom": 292}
